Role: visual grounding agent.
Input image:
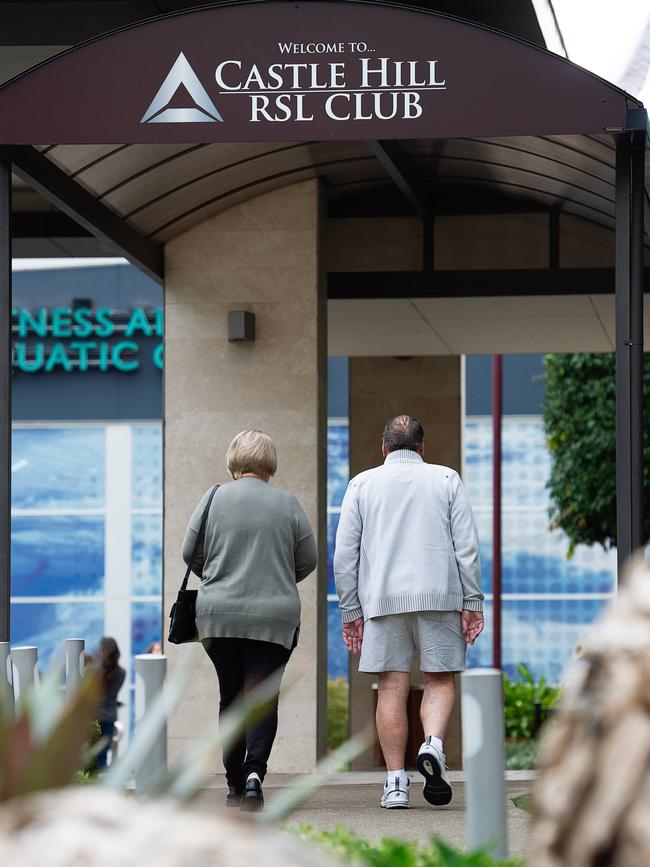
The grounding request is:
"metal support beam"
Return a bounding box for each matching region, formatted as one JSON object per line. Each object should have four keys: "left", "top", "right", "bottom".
{"left": 615, "top": 131, "right": 645, "bottom": 572}
{"left": 0, "top": 146, "right": 163, "bottom": 284}
{"left": 422, "top": 216, "right": 434, "bottom": 272}
{"left": 11, "top": 211, "right": 93, "bottom": 239}
{"left": 366, "top": 140, "right": 432, "bottom": 221}
{"left": 328, "top": 197, "right": 552, "bottom": 219}
{"left": 549, "top": 211, "right": 560, "bottom": 270}
{"left": 367, "top": 140, "right": 434, "bottom": 270}
{"left": 0, "top": 159, "right": 10, "bottom": 642}
{"left": 328, "top": 266, "right": 650, "bottom": 298}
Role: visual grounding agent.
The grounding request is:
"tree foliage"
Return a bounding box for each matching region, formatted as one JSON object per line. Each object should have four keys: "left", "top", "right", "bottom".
{"left": 542, "top": 352, "right": 650, "bottom": 555}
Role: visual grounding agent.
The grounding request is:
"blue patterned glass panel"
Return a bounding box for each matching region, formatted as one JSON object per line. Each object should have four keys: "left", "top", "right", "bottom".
{"left": 12, "top": 427, "right": 105, "bottom": 509}
{"left": 467, "top": 598, "right": 608, "bottom": 683}
{"left": 12, "top": 515, "right": 104, "bottom": 597}
{"left": 327, "top": 512, "right": 340, "bottom": 595}
{"left": 327, "top": 421, "right": 349, "bottom": 508}
{"left": 11, "top": 601, "right": 104, "bottom": 672}
{"left": 473, "top": 513, "right": 615, "bottom": 596}
{"left": 327, "top": 599, "right": 348, "bottom": 679}
{"left": 327, "top": 418, "right": 350, "bottom": 668}
{"left": 501, "top": 516, "right": 615, "bottom": 595}
{"left": 464, "top": 418, "right": 549, "bottom": 510}
{"left": 463, "top": 419, "right": 493, "bottom": 509}
{"left": 131, "top": 514, "right": 162, "bottom": 596}
{"left": 131, "top": 600, "right": 163, "bottom": 657}
{"left": 502, "top": 419, "right": 549, "bottom": 507}
{"left": 132, "top": 425, "right": 162, "bottom": 509}
{"left": 464, "top": 419, "right": 616, "bottom": 597}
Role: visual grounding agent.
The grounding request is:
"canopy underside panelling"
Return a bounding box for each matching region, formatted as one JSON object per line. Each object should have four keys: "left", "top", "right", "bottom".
{"left": 33, "top": 133, "right": 648, "bottom": 245}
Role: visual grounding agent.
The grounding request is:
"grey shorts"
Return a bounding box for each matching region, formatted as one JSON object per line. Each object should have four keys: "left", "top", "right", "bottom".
{"left": 358, "top": 611, "right": 467, "bottom": 673}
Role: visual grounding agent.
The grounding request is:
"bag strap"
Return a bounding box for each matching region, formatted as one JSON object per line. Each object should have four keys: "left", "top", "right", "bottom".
{"left": 181, "top": 484, "right": 219, "bottom": 591}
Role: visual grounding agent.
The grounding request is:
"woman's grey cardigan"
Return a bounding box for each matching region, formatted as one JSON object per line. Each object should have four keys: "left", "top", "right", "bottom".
{"left": 182, "top": 477, "right": 318, "bottom": 649}
{"left": 334, "top": 450, "right": 483, "bottom": 623}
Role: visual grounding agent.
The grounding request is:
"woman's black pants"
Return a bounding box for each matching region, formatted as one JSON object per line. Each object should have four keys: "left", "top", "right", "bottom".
{"left": 204, "top": 637, "right": 292, "bottom": 786}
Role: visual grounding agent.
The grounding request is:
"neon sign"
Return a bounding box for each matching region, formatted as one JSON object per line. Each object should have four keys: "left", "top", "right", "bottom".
{"left": 12, "top": 306, "right": 164, "bottom": 373}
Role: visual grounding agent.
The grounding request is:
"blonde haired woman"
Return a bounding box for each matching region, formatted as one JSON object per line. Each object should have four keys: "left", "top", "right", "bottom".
{"left": 182, "top": 430, "right": 317, "bottom": 811}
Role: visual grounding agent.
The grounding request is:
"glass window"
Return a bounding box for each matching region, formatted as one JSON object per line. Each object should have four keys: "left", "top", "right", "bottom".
{"left": 12, "top": 427, "right": 105, "bottom": 510}
{"left": 10, "top": 601, "right": 104, "bottom": 672}
{"left": 131, "top": 514, "right": 162, "bottom": 596}
{"left": 465, "top": 417, "right": 615, "bottom": 635}
{"left": 327, "top": 599, "right": 348, "bottom": 679}
{"left": 131, "top": 426, "right": 162, "bottom": 509}
{"left": 327, "top": 417, "right": 349, "bottom": 679}
{"left": 131, "top": 600, "right": 163, "bottom": 656}
{"left": 327, "top": 512, "right": 340, "bottom": 595}
{"left": 474, "top": 510, "right": 615, "bottom": 595}
{"left": 467, "top": 598, "right": 608, "bottom": 682}
{"left": 463, "top": 419, "right": 493, "bottom": 509}
{"left": 501, "top": 419, "right": 550, "bottom": 507}
{"left": 464, "top": 418, "right": 550, "bottom": 509}
{"left": 12, "top": 515, "right": 105, "bottom": 597}
{"left": 327, "top": 421, "right": 349, "bottom": 508}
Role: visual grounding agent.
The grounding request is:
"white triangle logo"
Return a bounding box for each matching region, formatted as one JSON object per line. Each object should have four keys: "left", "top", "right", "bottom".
{"left": 141, "top": 52, "right": 223, "bottom": 124}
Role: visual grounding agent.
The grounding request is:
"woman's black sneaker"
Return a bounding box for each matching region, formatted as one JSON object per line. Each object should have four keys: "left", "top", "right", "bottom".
{"left": 226, "top": 785, "right": 244, "bottom": 807}
{"left": 240, "top": 777, "right": 264, "bottom": 812}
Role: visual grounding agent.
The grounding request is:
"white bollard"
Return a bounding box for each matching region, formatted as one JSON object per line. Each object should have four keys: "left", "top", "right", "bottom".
{"left": 135, "top": 653, "right": 167, "bottom": 794}
{"left": 11, "top": 646, "right": 39, "bottom": 711}
{"left": 65, "top": 638, "right": 85, "bottom": 701}
{"left": 0, "top": 642, "right": 13, "bottom": 715}
{"left": 461, "top": 668, "right": 508, "bottom": 858}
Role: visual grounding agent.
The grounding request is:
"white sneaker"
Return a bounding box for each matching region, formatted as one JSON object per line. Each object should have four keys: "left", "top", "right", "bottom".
{"left": 416, "top": 738, "right": 452, "bottom": 806}
{"left": 380, "top": 775, "right": 410, "bottom": 809}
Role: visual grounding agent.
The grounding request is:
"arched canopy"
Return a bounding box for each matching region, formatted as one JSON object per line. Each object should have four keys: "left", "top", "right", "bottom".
{"left": 23, "top": 134, "right": 639, "bottom": 245}
{"left": 0, "top": 0, "right": 637, "bottom": 144}
{"left": 0, "top": 0, "right": 645, "bottom": 252}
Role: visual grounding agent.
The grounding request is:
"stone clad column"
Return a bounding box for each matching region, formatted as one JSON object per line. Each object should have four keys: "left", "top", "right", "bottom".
{"left": 348, "top": 356, "right": 464, "bottom": 769}
{"left": 164, "top": 179, "right": 327, "bottom": 772}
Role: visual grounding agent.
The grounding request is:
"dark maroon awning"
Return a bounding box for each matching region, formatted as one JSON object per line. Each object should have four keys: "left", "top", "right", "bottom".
{"left": 0, "top": 1, "right": 639, "bottom": 145}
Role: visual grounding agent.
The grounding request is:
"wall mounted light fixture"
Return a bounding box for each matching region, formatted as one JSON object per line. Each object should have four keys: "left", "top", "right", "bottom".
{"left": 228, "top": 310, "right": 255, "bottom": 342}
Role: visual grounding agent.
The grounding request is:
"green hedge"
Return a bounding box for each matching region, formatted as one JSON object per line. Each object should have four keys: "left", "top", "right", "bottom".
{"left": 505, "top": 741, "right": 537, "bottom": 771}
{"left": 503, "top": 665, "right": 560, "bottom": 742}
{"left": 293, "top": 825, "right": 524, "bottom": 867}
{"left": 328, "top": 677, "right": 350, "bottom": 751}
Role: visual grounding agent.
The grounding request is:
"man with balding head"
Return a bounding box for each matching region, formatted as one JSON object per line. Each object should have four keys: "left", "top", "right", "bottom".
{"left": 334, "top": 415, "right": 483, "bottom": 810}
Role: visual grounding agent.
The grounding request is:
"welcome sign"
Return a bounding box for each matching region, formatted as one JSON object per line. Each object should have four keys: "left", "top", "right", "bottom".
{"left": 140, "top": 49, "right": 446, "bottom": 126}
{"left": 0, "top": 1, "right": 626, "bottom": 143}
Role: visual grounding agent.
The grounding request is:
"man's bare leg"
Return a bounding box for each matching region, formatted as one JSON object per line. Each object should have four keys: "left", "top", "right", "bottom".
{"left": 420, "top": 672, "right": 456, "bottom": 741}
{"left": 376, "top": 671, "right": 410, "bottom": 771}
{"left": 417, "top": 672, "right": 456, "bottom": 806}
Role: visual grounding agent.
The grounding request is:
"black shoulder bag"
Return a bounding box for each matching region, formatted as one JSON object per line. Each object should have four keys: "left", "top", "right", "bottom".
{"left": 168, "top": 485, "right": 219, "bottom": 645}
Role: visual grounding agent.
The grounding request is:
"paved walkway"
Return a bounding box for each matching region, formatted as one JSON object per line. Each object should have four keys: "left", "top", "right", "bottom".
{"left": 193, "top": 772, "right": 534, "bottom": 858}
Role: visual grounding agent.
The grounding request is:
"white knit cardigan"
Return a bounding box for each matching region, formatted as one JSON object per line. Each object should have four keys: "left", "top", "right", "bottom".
{"left": 334, "top": 449, "right": 483, "bottom": 622}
